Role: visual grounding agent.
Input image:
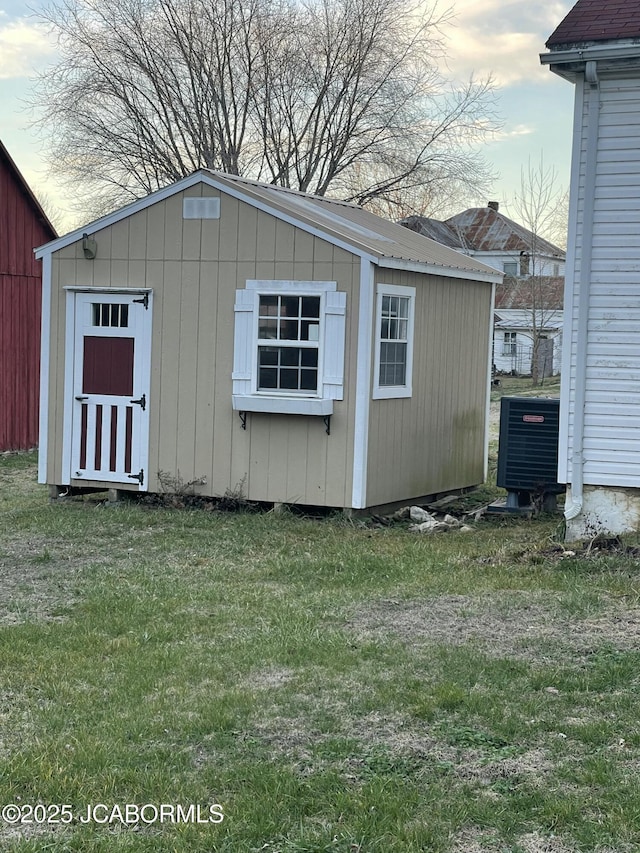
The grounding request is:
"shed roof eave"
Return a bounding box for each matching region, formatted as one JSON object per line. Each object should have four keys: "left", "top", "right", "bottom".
{"left": 375, "top": 255, "right": 502, "bottom": 284}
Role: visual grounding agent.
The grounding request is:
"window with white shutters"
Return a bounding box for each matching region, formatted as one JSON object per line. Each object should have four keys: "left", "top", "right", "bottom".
{"left": 232, "top": 280, "right": 346, "bottom": 416}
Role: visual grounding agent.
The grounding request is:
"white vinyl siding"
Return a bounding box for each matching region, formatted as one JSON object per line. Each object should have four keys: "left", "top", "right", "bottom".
{"left": 563, "top": 74, "right": 640, "bottom": 487}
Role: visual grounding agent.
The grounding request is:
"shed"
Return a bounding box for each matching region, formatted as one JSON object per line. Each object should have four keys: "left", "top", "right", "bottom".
{"left": 0, "top": 140, "right": 57, "bottom": 450}
{"left": 35, "top": 171, "right": 501, "bottom": 511}
{"left": 541, "top": 0, "right": 640, "bottom": 538}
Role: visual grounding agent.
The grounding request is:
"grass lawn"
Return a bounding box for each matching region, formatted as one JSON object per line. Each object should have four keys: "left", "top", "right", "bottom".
{"left": 1, "top": 451, "right": 640, "bottom": 852}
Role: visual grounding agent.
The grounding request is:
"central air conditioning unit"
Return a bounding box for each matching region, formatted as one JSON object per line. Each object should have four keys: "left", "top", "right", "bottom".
{"left": 491, "top": 396, "right": 564, "bottom": 514}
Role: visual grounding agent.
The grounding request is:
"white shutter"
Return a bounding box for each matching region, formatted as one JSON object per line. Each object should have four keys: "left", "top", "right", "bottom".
{"left": 322, "top": 291, "right": 346, "bottom": 400}
{"left": 232, "top": 289, "right": 255, "bottom": 395}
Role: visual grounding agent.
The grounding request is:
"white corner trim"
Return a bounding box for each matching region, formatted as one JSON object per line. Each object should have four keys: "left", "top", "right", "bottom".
{"left": 352, "top": 260, "right": 375, "bottom": 509}
{"left": 60, "top": 289, "right": 76, "bottom": 485}
{"left": 232, "top": 395, "right": 333, "bottom": 416}
{"left": 484, "top": 281, "right": 496, "bottom": 483}
{"left": 37, "top": 252, "right": 52, "bottom": 484}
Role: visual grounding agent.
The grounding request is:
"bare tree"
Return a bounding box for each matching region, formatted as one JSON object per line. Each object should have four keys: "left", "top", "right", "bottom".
{"left": 506, "top": 155, "right": 568, "bottom": 385}
{"left": 33, "top": 0, "right": 499, "bottom": 220}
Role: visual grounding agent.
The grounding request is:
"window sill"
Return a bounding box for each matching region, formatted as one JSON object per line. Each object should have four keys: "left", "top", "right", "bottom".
{"left": 232, "top": 395, "right": 334, "bottom": 416}
{"left": 372, "top": 387, "right": 412, "bottom": 400}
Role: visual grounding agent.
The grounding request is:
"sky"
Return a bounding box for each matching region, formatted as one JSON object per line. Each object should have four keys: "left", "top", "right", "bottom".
{"left": 0, "top": 0, "right": 577, "bottom": 234}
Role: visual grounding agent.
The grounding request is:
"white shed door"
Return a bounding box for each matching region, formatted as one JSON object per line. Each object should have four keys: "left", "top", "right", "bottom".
{"left": 70, "top": 292, "right": 152, "bottom": 487}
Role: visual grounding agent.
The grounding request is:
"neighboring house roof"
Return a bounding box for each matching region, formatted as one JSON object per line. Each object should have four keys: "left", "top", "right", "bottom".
{"left": 494, "top": 309, "right": 563, "bottom": 331}
{"left": 495, "top": 277, "right": 565, "bottom": 310}
{"left": 399, "top": 215, "right": 465, "bottom": 249}
{"left": 401, "top": 205, "right": 565, "bottom": 258}
{"left": 35, "top": 170, "right": 501, "bottom": 283}
{"left": 0, "top": 139, "right": 57, "bottom": 239}
{"left": 546, "top": 0, "right": 640, "bottom": 47}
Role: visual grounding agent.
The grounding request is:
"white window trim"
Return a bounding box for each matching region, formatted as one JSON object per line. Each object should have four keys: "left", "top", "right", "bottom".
{"left": 372, "top": 283, "right": 415, "bottom": 400}
{"left": 232, "top": 280, "right": 345, "bottom": 416}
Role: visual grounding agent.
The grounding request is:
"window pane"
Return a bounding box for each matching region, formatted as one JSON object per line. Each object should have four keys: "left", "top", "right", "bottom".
{"left": 398, "top": 299, "right": 409, "bottom": 319}
{"left": 301, "top": 320, "right": 319, "bottom": 341}
{"left": 259, "top": 368, "right": 278, "bottom": 388}
{"left": 279, "top": 319, "right": 299, "bottom": 340}
{"left": 280, "top": 368, "right": 299, "bottom": 389}
{"left": 281, "top": 295, "right": 300, "bottom": 317}
{"left": 280, "top": 348, "right": 299, "bottom": 366}
{"left": 259, "top": 295, "right": 278, "bottom": 315}
{"left": 381, "top": 295, "right": 391, "bottom": 314}
{"left": 379, "top": 341, "right": 407, "bottom": 386}
{"left": 259, "top": 319, "right": 278, "bottom": 339}
{"left": 301, "top": 369, "right": 317, "bottom": 390}
{"left": 259, "top": 347, "right": 278, "bottom": 366}
{"left": 302, "top": 296, "right": 320, "bottom": 318}
{"left": 301, "top": 348, "right": 318, "bottom": 367}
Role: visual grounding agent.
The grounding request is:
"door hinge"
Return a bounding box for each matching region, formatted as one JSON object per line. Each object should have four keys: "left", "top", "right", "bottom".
{"left": 133, "top": 293, "right": 149, "bottom": 309}
{"left": 130, "top": 393, "right": 146, "bottom": 411}
{"left": 128, "top": 469, "right": 144, "bottom": 485}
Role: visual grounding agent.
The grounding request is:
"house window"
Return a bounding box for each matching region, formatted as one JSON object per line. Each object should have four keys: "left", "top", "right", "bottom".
{"left": 503, "top": 262, "right": 518, "bottom": 277}
{"left": 373, "top": 283, "right": 415, "bottom": 400}
{"left": 232, "top": 281, "right": 346, "bottom": 416}
{"left": 502, "top": 332, "right": 517, "bottom": 356}
{"left": 553, "top": 263, "right": 560, "bottom": 277}
{"left": 257, "top": 295, "right": 320, "bottom": 393}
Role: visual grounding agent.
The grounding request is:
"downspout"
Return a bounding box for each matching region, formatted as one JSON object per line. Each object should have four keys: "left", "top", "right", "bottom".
{"left": 565, "top": 59, "right": 599, "bottom": 521}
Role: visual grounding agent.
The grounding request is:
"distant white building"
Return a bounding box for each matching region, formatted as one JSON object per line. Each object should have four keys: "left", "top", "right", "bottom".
{"left": 403, "top": 205, "right": 565, "bottom": 377}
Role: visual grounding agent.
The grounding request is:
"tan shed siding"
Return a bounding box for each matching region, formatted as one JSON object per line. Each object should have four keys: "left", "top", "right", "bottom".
{"left": 366, "top": 269, "right": 492, "bottom": 507}
{"left": 47, "top": 184, "right": 359, "bottom": 505}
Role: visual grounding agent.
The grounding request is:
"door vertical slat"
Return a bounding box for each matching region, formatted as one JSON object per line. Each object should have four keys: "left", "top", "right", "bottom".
{"left": 94, "top": 405, "right": 103, "bottom": 471}
{"left": 116, "top": 403, "right": 128, "bottom": 473}
{"left": 125, "top": 406, "right": 133, "bottom": 473}
{"left": 109, "top": 406, "right": 118, "bottom": 472}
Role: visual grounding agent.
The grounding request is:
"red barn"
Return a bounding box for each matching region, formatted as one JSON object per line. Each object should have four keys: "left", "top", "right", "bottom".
{"left": 0, "top": 140, "right": 57, "bottom": 450}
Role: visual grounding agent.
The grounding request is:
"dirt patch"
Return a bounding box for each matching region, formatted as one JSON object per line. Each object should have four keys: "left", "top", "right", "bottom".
{"left": 346, "top": 593, "right": 640, "bottom": 663}
{"left": 0, "top": 534, "right": 86, "bottom": 625}
{"left": 450, "top": 828, "right": 577, "bottom": 853}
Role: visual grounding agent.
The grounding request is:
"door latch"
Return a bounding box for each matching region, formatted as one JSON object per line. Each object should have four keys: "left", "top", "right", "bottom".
{"left": 75, "top": 395, "right": 88, "bottom": 402}
{"left": 130, "top": 394, "right": 146, "bottom": 411}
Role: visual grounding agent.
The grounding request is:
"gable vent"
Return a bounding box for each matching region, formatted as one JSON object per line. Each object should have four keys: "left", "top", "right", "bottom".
{"left": 183, "top": 197, "right": 220, "bottom": 220}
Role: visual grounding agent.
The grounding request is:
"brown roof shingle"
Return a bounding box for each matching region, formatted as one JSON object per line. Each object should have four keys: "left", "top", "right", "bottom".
{"left": 547, "top": 0, "right": 640, "bottom": 47}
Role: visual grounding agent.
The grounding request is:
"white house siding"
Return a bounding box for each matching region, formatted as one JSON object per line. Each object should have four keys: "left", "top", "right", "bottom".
{"left": 561, "top": 73, "right": 640, "bottom": 490}
{"left": 472, "top": 252, "right": 564, "bottom": 277}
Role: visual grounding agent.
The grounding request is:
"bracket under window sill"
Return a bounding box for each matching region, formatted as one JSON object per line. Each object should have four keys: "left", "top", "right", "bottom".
{"left": 232, "top": 395, "right": 333, "bottom": 434}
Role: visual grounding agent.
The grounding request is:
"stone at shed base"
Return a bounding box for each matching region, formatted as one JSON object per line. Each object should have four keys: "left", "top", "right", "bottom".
{"left": 409, "top": 506, "right": 434, "bottom": 524}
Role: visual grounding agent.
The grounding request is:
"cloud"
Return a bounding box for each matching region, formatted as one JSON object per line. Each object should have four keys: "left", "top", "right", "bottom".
{"left": 490, "top": 124, "right": 535, "bottom": 142}
{"left": 0, "top": 19, "right": 57, "bottom": 80}
{"left": 442, "top": 0, "right": 575, "bottom": 86}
